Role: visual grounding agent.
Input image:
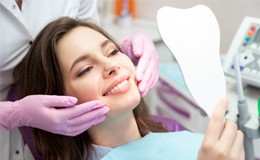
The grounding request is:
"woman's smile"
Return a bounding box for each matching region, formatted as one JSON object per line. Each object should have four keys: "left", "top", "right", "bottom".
{"left": 104, "top": 79, "right": 131, "bottom": 96}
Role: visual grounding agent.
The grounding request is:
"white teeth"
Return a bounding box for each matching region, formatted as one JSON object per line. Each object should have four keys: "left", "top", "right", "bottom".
{"left": 105, "top": 80, "right": 128, "bottom": 96}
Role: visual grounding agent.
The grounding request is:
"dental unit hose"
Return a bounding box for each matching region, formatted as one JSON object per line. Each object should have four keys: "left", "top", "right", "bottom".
{"left": 234, "top": 52, "right": 254, "bottom": 160}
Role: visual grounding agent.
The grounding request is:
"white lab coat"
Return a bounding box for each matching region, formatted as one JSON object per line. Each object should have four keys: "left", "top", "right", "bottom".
{"left": 0, "top": 0, "right": 99, "bottom": 159}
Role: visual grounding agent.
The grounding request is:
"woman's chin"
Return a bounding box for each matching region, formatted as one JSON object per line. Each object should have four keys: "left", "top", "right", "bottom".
{"left": 105, "top": 96, "right": 140, "bottom": 117}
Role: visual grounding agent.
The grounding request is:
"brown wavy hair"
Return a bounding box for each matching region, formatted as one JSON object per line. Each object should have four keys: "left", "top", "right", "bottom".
{"left": 13, "top": 17, "right": 166, "bottom": 160}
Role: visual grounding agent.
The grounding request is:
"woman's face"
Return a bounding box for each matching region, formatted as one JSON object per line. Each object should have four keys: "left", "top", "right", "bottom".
{"left": 56, "top": 26, "right": 141, "bottom": 118}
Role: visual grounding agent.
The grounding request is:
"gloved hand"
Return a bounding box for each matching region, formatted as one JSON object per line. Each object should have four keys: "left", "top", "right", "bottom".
{"left": 121, "top": 33, "right": 159, "bottom": 96}
{"left": 0, "top": 95, "right": 109, "bottom": 136}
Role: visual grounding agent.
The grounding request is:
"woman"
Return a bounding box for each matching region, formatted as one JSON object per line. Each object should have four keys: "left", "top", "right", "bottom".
{"left": 13, "top": 17, "right": 244, "bottom": 160}
{"left": 1, "top": 1, "right": 159, "bottom": 159}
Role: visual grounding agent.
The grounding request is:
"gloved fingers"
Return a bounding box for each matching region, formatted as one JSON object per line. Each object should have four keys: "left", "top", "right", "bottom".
{"left": 68, "top": 106, "right": 109, "bottom": 126}
{"left": 142, "top": 59, "right": 159, "bottom": 97}
{"left": 64, "top": 100, "right": 105, "bottom": 119}
{"left": 138, "top": 64, "right": 152, "bottom": 96}
{"left": 66, "top": 115, "right": 107, "bottom": 136}
{"left": 150, "top": 55, "right": 160, "bottom": 89}
{"left": 136, "top": 34, "right": 158, "bottom": 81}
{"left": 121, "top": 36, "right": 140, "bottom": 64}
{"left": 138, "top": 53, "right": 158, "bottom": 96}
{"left": 121, "top": 35, "right": 134, "bottom": 56}
{"left": 135, "top": 46, "right": 152, "bottom": 81}
{"left": 39, "top": 95, "right": 78, "bottom": 108}
{"left": 131, "top": 33, "right": 145, "bottom": 57}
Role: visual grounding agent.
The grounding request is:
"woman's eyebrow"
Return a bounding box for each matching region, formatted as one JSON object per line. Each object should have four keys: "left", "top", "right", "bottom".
{"left": 69, "top": 55, "right": 89, "bottom": 73}
{"left": 101, "top": 39, "right": 113, "bottom": 48}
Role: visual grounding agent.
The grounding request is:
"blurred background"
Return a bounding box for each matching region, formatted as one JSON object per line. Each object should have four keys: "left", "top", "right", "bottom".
{"left": 97, "top": 0, "right": 260, "bottom": 54}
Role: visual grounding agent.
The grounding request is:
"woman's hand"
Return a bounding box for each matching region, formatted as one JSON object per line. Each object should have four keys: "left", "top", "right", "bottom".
{"left": 0, "top": 95, "right": 109, "bottom": 136}
{"left": 121, "top": 33, "right": 159, "bottom": 97}
{"left": 198, "top": 99, "right": 245, "bottom": 160}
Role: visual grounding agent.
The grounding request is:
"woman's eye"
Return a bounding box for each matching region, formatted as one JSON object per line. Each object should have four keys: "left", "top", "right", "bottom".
{"left": 108, "top": 49, "right": 119, "bottom": 57}
{"left": 77, "top": 66, "right": 93, "bottom": 77}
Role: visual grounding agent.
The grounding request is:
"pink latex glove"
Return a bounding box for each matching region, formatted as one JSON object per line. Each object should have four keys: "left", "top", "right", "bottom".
{"left": 0, "top": 95, "right": 109, "bottom": 136}
{"left": 121, "top": 33, "right": 159, "bottom": 96}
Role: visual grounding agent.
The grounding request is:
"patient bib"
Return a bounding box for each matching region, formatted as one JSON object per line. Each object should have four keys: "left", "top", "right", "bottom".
{"left": 101, "top": 131, "right": 204, "bottom": 160}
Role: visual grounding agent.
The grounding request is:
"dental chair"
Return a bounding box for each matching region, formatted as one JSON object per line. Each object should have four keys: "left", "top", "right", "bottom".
{"left": 7, "top": 86, "right": 186, "bottom": 160}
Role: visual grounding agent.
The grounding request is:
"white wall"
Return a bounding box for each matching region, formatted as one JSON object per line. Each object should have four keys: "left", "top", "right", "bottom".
{"left": 98, "top": 0, "right": 260, "bottom": 54}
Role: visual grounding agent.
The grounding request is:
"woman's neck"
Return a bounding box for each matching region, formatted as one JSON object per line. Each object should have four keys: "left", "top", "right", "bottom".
{"left": 88, "top": 112, "right": 141, "bottom": 148}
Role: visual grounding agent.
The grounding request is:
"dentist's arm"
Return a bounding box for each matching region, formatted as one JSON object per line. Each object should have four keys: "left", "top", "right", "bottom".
{"left": 121, "top": 33, "right": 159, "bottom": 96}
{"left": 0, "top": 95, "right": 109, "bottom": 136}
{"left": 197, "top": 99, "right": 245, "bottom": 160}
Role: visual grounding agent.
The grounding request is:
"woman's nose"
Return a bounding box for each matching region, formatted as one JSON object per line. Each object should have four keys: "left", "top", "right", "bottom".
{"left": 103, "top": 60, "right": 120, "bottom": 78}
